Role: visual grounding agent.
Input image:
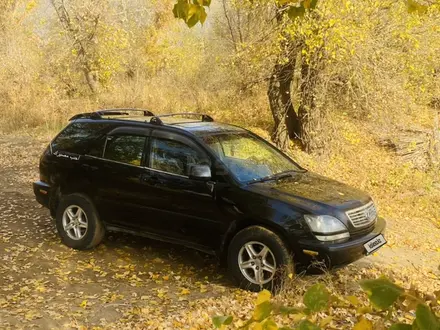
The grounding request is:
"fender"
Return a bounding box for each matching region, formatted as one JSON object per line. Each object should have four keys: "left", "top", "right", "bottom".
{"left": 218, "top": 216, "right": 302, "bottom": 264}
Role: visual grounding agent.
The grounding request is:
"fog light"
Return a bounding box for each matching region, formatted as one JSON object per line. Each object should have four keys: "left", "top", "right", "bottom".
{"left": 315, "top": 232, "right": 350, "bottom": 242}
{"left": 303, "top": 249, "right": 319, "bottom": 257}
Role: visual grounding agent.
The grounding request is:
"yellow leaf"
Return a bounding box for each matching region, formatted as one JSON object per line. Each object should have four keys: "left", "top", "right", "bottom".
{"left": 253, "top": 301, "right": 272, "bottom": 321}
{"left": 26, "top": 0, "right": 37, "bottom": 12}
{"left": 347, "top": 295, "right": 360, "bottom": 306}
{"left": 263, "top": 318, "right": 278, "bottom": 330}
{"left": 356, "top": 306, "right": 373, "bottom": 314}
{"left": 290, "top": 313, "right": 306, "bottom": 322}
{"left": 24, "top": 311, "right": 41, "bottom": 320}
{"left": 256, "top": 290, "right": 271, "bottom": 305}
{"left": 149, "top": 272, "right": 159, "bottom": 280}
{"left": 320, "top": 316, "right": 333, "bottom": 327}
{"left": 353, "top": 318, "right": 373, "bottom": 330}
{"left": 36, "top": 285, "right": 46, "bottom": 293}
{"left": 80, "top": 300, "right": 88, "bottom": 309}
{"left": 288, "top": 273, "right": 294, "bottom": 279}
{"left": 180, "top": 288, "right": 190, "bottom": 295}
{"left": 157, "top": 289, "right": 167, "bottom": 298}
{"left": 251, "top": 322, "right": 263, "bottom": 330}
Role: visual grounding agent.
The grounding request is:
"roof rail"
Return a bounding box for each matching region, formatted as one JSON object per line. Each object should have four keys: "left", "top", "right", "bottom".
{"left": 96, "top": 108, "right": 155, "bottom": 117}
{"left": 69, "top": 112, "right": 100, "bottom": 121}
{"left": 69, "top": 108, "right": 155, "bottom": 121}
{"left": 149, "top": 113, "right": 214, "bottom": 125}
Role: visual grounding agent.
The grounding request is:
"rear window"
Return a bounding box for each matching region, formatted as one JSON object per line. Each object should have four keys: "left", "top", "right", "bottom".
{"left": 51, "top": 122, "right": 113, "bottom": 156}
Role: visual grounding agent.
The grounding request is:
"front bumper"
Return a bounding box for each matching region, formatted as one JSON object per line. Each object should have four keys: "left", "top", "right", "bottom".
{"left": 296, "top": 217, "right": 386, "bottom": 268}
{"left": 33, "top": 181, "right": 51, "bottom": 208}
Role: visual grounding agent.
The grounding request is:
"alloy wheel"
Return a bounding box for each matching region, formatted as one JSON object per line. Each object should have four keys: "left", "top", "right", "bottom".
{"left": 238, "top": 241, "right": 277, "bottom": 285}
{"left": 62, "top": 205, "right": 88, "bottom": 240}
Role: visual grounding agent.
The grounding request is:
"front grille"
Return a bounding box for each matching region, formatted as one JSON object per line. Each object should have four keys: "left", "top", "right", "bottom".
{"left": 346, "top": 201, "right": 377, "bottom": 228}
{"left": 350, "top": 222, "right": 375, "bottom": 237}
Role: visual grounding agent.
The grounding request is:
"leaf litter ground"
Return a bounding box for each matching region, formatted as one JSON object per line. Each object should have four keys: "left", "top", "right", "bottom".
{"left": 0, "top": 135, "right": 438, "bottom": 329}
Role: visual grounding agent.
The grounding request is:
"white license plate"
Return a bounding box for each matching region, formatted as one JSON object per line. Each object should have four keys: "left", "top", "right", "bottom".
{"left": 364, "top": 234, "right": 387, "bottom": 254}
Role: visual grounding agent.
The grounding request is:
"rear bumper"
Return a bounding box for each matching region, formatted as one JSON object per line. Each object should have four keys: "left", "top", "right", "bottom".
{"left": 297, "top": 217, "right": 386, "bottom": 268}
{"left": 33, "top": 181, "right": 51, "bottom": 208}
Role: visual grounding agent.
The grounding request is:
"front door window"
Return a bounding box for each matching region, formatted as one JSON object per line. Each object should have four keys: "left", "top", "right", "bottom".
{"left": 150, "top": 138, "right": 209, "bottom": 176}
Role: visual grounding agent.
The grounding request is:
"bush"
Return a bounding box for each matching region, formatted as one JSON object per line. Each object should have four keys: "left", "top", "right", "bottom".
{"left": 212, "top": 277, "right": 440, "bottom": 329}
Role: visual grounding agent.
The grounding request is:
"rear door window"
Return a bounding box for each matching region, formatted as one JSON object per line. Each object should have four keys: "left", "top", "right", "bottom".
{"left": 104, "top": 135, "right": 147, "bottom": 166}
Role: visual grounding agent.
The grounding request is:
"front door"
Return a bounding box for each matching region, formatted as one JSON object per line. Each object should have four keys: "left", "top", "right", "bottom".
{"left": 139, "top": 130, "right": 227, "bottom": 249}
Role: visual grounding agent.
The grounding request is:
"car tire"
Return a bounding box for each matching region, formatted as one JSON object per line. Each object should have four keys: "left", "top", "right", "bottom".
{"left": 227, "top": 225, "right": 293, "bottom": 292}
{"left": 55, "top": 193, "right": 105, "bottom": 250}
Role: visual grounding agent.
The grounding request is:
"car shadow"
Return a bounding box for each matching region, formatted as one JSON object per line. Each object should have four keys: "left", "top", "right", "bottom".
{"left": 7, "top": 197, "right": 236, "bottom": 292}
{"left": 99, "top": 230, "right": 235, "bottom": 288}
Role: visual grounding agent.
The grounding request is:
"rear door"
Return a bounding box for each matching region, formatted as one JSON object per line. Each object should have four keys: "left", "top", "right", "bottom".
{"left": 92, "top": 127, "right": 152, "bottom": 229}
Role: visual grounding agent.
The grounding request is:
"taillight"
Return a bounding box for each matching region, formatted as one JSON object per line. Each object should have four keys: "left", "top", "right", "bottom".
{"left": 40, "top": 172, "right": 49, "bottom": 183}
{"left": 39, "top": 145, "right": 51, "bottom": 183}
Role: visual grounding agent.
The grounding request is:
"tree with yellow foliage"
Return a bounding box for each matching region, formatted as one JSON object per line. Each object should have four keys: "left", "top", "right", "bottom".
{"left": 172, "top": 0, "right": 440, "bottom": 153}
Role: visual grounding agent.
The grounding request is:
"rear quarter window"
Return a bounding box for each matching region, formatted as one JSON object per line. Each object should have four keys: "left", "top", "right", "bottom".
{"left": 51, "top": 122, "right": 113, "bottom": 156}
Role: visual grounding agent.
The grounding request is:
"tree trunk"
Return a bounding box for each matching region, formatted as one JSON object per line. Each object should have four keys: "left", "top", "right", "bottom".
{"left": 83, "top": 67, "right": 98, "bottom": 94}
{"left": 267, "top": 7, "right": 304, "bottom": 151}
{"left": 52, "top": 0, "right": 100, "bottom": 95}
{"left": 297, "top": 59, "right": 320, "bottom": 152}
{"left": 268, "top": 59, "right": 301, "bottom": 151}
{"left": 431, "top": 98, "right": 440, "bottom": 165}
{"left": 434, "top": 110, "right": 439, "bottom": 159}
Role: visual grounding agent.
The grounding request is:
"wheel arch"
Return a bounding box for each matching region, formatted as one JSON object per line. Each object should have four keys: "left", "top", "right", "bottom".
{"left": 219, "top": 219, "right": 299, "bottom": 265}
{"left": 50, "top": 175, "right": 96, "bottom": 217}
{"left": 59, "top": 175, "right": 95, "bottom": 196}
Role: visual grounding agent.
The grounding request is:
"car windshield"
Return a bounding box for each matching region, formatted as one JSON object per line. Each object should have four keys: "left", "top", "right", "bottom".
{"left": 201, "top": 132, "right": 303, "bottom": 183}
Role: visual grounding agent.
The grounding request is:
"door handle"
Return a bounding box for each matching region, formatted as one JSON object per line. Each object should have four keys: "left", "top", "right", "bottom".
{"left": 206, "top": 181, "right": 216, "bottom": 193}
{"left": 81, "top": 163, "right": 98, "bottom": 171}
{"left": 140, "top": 173, "right": 159, "bottom": 183}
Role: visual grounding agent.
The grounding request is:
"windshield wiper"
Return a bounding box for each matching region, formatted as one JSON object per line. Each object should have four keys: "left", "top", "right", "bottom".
{"left": 247, "top": 171, "right": 296, "bottom": 185}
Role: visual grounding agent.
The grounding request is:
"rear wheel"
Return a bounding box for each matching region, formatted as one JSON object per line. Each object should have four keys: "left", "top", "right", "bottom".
{"left": 55, "top": 193, "right": 105, "bottom": 250}
{"left": 227, "top": 226, "right": 293, "bottom": 292}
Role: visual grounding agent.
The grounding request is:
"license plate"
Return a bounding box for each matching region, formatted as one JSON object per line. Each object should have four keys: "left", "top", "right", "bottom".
{"left": 364, "top": 234, "right": 387, "bottom": 254}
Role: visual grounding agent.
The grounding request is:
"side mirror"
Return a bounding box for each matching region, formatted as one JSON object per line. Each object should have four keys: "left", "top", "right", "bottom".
{"left": 189, "top": 164, "right": 211, "bottom": 181}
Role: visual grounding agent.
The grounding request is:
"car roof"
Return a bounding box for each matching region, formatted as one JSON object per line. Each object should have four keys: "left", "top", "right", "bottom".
{"left": 72, "top": 111, "right": 247, "bottom": 137}
{"left": 171, "top": 121, "right": 246, "bottom": 135}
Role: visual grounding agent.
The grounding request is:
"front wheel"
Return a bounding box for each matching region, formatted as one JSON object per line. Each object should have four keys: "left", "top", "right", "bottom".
{"left": 227, "top": 226, "right": 293, "bottom": 292}
{"left": 55, "top": 193, "right": 105, "bottom": 250}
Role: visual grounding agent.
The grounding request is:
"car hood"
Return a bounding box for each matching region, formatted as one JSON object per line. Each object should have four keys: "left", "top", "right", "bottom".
{"left": 244, "top": 171, "right": 371, "bottom": 214}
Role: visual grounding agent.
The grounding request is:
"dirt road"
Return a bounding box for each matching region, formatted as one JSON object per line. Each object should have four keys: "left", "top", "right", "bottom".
{"left": 0, "top": 135, "right": 439, "bottom": 329}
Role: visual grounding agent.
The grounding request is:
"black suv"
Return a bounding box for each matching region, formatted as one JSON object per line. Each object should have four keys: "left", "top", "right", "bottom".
{"left": 34, "top": 109, "right": 386, "bottom": 290}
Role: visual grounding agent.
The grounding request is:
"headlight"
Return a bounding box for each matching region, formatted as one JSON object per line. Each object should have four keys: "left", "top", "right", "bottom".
{"left": 304, "top": 215, "right": 350, "bottom": 242}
